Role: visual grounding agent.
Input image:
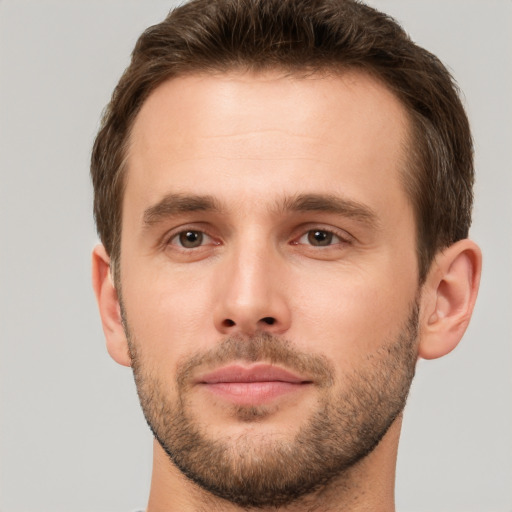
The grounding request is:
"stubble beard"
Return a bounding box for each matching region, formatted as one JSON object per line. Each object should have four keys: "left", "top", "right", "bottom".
{"left": 123, "top": 303, "right": 419, "bottom": 509}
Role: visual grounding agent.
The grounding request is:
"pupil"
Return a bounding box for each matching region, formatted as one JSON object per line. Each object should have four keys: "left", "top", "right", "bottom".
{"left": 308, "top": 230, "right": 332, "bottom": 246}
{"left": 180, "top": 231, "right": 202, "bottom": 247}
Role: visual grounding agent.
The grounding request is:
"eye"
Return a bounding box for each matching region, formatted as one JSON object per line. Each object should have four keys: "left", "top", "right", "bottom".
{"left": 298, "top": 229, "right": 343, "bottom": 247}
{"left": 170, "top": 230, "right": 210, "bottom": 248}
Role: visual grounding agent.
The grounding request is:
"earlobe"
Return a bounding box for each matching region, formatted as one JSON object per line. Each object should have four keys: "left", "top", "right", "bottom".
{"left": 419, "top": 239, "right": 482, "bottom": 360}
{"left": 91, "top": 245, "right": 132, "bottom": 367}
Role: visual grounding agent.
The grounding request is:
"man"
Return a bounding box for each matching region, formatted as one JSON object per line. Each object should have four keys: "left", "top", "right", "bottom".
{"left": 90, "top": 0, "right": 481, "bottom": 510}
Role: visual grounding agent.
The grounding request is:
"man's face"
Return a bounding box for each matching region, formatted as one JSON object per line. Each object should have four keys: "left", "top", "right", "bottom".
{"left": 119, "top": 70, "right": 420, "bottom": 506}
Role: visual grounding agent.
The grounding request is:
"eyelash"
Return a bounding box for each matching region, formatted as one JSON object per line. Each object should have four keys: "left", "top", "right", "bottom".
{"left": 293, "top": 228, "right": 351, "bottom": 248}
{"left": 164, "top": 225, "right": 352, "bottom": 251}
{"left": 166, "top": 228, "right": 217, "bottom": 250}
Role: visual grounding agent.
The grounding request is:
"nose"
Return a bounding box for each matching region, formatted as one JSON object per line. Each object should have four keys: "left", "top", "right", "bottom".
{"left": 213, "top": 241, "right": 292, "bottom": 336}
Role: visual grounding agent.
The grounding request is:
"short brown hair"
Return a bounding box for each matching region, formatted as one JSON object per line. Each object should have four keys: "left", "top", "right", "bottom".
{"left": 91, "top": 0, "right": 473, "bottom": 283}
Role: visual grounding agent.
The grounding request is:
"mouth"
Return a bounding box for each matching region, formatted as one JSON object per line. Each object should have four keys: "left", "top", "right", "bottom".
{"left": 195, "top": 363, "right": 313, "bottom": 406}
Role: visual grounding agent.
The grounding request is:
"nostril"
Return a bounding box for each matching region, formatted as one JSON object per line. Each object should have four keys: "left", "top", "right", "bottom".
{"left": 261, "top": 317, "right": 276, "bottom": 325}
{"left": 222, "top": 319, "right": 236, "bottom": 327}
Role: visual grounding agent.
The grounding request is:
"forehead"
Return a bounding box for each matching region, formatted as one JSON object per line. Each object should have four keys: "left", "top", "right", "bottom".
{"left": 124, "top": 70, "right": 411, "bottom": 218}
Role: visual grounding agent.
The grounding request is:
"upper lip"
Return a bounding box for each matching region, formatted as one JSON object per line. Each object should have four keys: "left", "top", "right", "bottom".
{"left": 196, "top": 364, "right": 310, "bottom": 384}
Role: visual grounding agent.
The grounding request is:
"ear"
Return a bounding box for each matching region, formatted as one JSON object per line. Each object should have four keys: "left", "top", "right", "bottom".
{"left": 91, "top": 245, "right": 132, "bottom": 367}
{"left": 418, "top": 239, "right": 482, "bottom": 360}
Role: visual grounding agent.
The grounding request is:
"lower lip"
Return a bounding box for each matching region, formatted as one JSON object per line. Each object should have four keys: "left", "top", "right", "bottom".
{"left": 202, "top": 381, "right": 308, "bottom": 406}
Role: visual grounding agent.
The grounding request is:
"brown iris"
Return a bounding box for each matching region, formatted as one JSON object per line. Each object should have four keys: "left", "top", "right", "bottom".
{"left": 179, "top": 230, "right": 203, "bottom": 248}
{"left": 307, "top": 230, "right": 333, "bottom": 246}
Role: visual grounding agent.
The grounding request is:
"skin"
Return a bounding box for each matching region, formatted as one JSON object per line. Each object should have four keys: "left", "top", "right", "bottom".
{"left": 92, "top": 70, "right": 481, "bottom": 511}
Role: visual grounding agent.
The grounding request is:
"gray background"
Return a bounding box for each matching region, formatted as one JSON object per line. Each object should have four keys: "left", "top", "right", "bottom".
{"left": 0, "top": 1, "right": 510, "bottom": 511}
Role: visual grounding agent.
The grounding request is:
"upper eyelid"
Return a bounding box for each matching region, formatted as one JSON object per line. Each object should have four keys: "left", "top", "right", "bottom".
{"left": 164, "top": 222, "right": 213, "bottom": 236}
{"left": 293, "top": 224, "right": 354, "bottom": 242}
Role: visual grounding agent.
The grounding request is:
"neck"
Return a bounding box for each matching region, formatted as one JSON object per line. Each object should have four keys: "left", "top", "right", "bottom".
{"left": 145, "top": 417, "right": 402, "bottom": 512}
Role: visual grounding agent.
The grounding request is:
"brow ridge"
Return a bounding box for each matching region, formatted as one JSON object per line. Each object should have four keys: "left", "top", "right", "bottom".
{"left": 143, "top": 193, "right": 221, "bottom": 227}
{"left": 278, "top": 193, "right": 378, "bottom": 226}
{"left": 142, "top": 191, "right": 378, "bottom": 229}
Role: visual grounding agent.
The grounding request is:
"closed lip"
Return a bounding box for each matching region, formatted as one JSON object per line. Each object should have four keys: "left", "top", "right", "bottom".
{"left": 196, "top": 363, "right": 311, "bottom": 385}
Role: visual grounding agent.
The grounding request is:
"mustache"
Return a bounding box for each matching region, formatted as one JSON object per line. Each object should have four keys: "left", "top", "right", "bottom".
{"left": 176, "top": 332, "right": 335, "bottom": 390}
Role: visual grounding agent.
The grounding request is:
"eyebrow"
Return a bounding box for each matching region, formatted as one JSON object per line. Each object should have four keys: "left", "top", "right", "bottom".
{"left": 278, "top": 193, "right": 379, "bottom": 227}
{"left": 143, "top": 193, "right": 222, "bottom": 227}
{"left": 142, "top": 192, "right": 378, "bottom": 229}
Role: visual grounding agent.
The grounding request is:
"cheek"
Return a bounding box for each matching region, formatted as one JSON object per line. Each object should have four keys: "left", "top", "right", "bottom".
{"left": 121, "top": 264, "right": 218, "bottom": 364}
{"left": 289, "top": 262, "right": 417, "bottom": 365}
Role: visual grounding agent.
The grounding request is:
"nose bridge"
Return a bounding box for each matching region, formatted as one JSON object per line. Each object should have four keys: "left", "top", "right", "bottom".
{"left": 213, "top": 230, "right": 291, "bottom": 335}
{"left": 232, "top": 237, "right": 271, "bottom": 306}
